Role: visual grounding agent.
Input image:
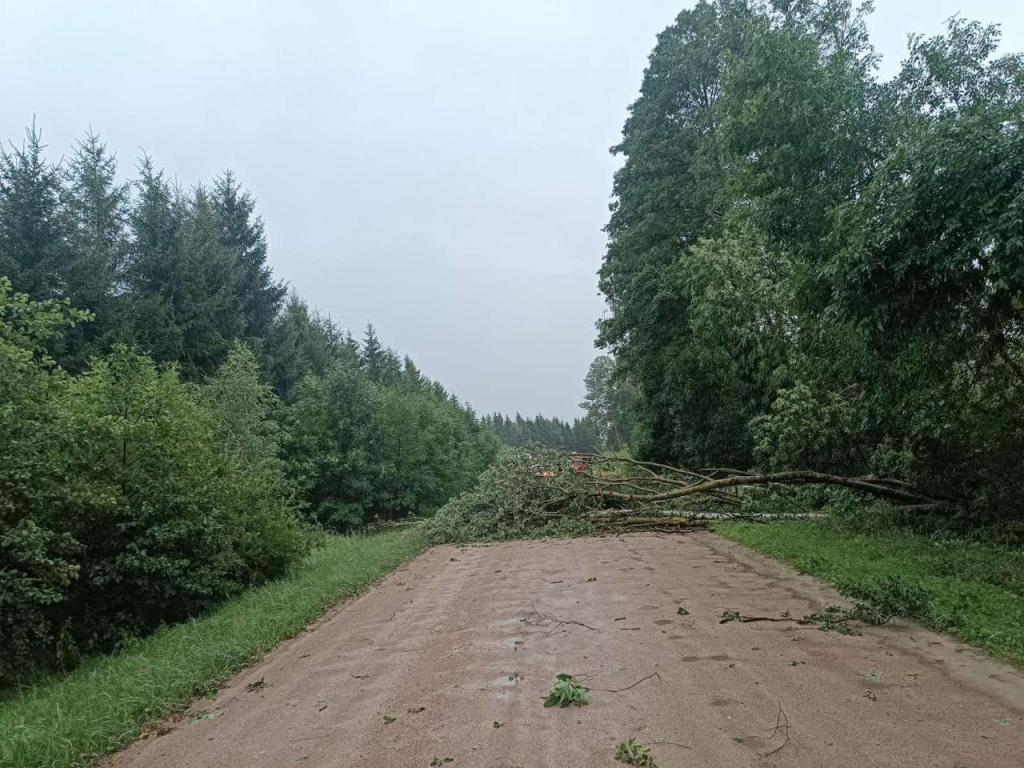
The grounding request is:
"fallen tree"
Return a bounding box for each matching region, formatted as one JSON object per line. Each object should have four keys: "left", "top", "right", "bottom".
{"left": 574, "top": 454, "right": 954, "bottom": 512}
{"left": 425, "top": 448, "right": 958, "bottom": 543}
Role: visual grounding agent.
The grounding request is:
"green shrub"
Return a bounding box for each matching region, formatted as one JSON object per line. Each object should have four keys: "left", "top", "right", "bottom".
{"left": 201, "top": 343, "right": 307, "bottom": 582}
{"left": 285, "top": 359, "right": 498, "bottom": 530}
{"left": 1, "top": 290, "right": 307, "bottom": 683}
{"left": 57, "top": 348, "right": 247, "bottom": 648}
{"left": 33, "top": 345, "right": 306, "bottom": 661}
{"left": 543, "top": 673, "right": 590, "bottom": 707}
{"left": 0, "top": 279, "right": 89, "bottom": 679}
{"left": 839, "top": 577, "right": 931, "bottom": 622}
{"left": 426, "top": 448, "right": 594, "bottom": 544}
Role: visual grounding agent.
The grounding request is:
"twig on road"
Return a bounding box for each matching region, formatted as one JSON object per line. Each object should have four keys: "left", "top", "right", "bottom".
{"left": 761, "top": 703, "right": 792, "bottom": 757}
{"left": 642, "top": 739, "right": 692, "bottom": 750}
{"left": 521, "top": 603, "right": 599, "bottom": 634}
{"left": 590, "top": 671, "right": 662, "bottom": 693}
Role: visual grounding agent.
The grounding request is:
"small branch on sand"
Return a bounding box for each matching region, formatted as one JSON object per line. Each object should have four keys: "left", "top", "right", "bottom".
{"left": 590, "top": 671, "right": 662, "bottom": 693}
{"left": 642, "top": 739, "right": 692, "bottom": 750}
{"left": 521, "top": 603, "right": 598, "bottom": 634}
{"left": 719, "top": 614, "right": 803, "bottom": 625}
{"left": 760, "top": 703, "right": 792, "bottom": 757}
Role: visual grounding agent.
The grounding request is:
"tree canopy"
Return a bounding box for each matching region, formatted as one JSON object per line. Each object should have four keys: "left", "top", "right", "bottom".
{"left": 600, "top": 0, "right": 1024, "bottom": 528}
{"left": 0, "top": 129, "right": 498, "bottom": 682}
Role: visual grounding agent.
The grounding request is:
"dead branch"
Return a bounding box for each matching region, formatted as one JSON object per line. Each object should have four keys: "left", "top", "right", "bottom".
{"left": 589, "top": 671, "right": 662, "bottom": 693}
{"left": 720, "top": 615, "right": 801, "bottom": 624}
{"left": 761, "top": 703, "right": 792, "bottom": 757}
{"left": 587, "top": 469, "right": 942, "bottom": 507}
{"left": 582, "top": 453, "right": 718, "bottom": 483}
{"left": 521, "top": 603, "right": 598, "bottom": 634}
{"left": 529, "top": 452, "right": 956, "bottom": 528}
{"left": 641, "top": 739, "right": 693, "bottom": 750}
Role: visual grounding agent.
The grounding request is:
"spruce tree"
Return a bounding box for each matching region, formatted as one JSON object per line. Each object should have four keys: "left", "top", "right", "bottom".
{"left": 0, "top": 124, "right": 68, "bottom": 299}
{"left": 212, "top": 171, "right": 285, "bottom": 341}
{"left": 174, "top": 183, "right": 245, "bottom": 376}
{"left": 125, "top": 156, "right": 185, "bottom": 364}
{"left": 262, "top": 293, "right": 348, "bottom": 399}
{"left": 59, "top": 132, "right": 131, "bottom": 367}
{"left": 360, "top": 323, "right": 385, "bottom": 381}
{"left": 403, "top": 355, "right": 424, "bottom": 389}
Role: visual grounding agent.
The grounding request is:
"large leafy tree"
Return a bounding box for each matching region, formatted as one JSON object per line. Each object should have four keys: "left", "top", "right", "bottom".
{"left": 201, "top": 342, "right": 306, "bottom": 581}
{"left": 601, "top": 0, "right": 883, "bottom": 466}
{"left": 825, "top": 18, "right": 1024, "bottom": 510}
{"left": 600, "top": 1, "right": 1024, "bottom": 526}
{"left": 598, "top": 0, "right": 751, "bottom": 463}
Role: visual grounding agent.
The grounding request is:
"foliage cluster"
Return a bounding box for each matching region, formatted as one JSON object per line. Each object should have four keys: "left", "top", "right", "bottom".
{"left": 0, "top": 131, "right": 497, "bottom": 682}
{"left": 0, "top": 129, "right": 286, "bottom": 379}
{"left": 0, "top": 285, "right": 306, "bottom": 682}
{"left": 579, "top": 354, "right": 639, "bottom": 453}
{"left": 426, "top": 448, "right": 596, "bottom": 544}
{"left": 286, "top": 347, "right": 498, "bottom": 529}
{"left": 599, "top": 0, "right": 1024, "bottom": 531}
{"left": 542, "top": 673, "right": 590, "bottom": 708}
{"left": 615, "top": 738, "right": 657, "bottom": 767}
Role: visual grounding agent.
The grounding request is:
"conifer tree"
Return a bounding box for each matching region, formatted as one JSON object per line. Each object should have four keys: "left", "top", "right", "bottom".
{"left": 360, "top": 323, "right": 385, "bottom": 381}
{"left": 403, "top": 355, "right": 424, "bottom": 389}
{"left": 0, "top": 124, "right": 68, "bottom": 300}
{"left": 212, "top": 170, "right": 285, "bottom": 340}
{"left": 262, "top": 293, "right": 351, "bottom": 399}
{"left": 59, "top": 132, "right": 131, "bottom": 367}
{"left": 173, "top": 183, "right": 245, "bottom": 376}
{"left": 125, "top": 156, "right": 186, "bottom": 364}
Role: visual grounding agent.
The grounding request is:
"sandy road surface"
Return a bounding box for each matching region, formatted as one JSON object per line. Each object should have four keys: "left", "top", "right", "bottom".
{"left": 107, "top": 533, "right": 1024, "bottom": 768}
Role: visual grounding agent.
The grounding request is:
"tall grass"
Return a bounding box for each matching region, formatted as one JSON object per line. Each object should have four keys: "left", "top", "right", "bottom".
{"left": 0, "top": 530, "right": 425, "bottom": 768}
{"left": 716, "top": 520, "right": 1024, "bottom": 667}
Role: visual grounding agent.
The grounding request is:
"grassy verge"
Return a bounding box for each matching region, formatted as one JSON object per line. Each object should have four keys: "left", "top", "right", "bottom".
{"left": 716, "top": 520, "right": 1024, "bottom": 666}
{"left": 0, "top": 529, "right": 425, "bottom": 768}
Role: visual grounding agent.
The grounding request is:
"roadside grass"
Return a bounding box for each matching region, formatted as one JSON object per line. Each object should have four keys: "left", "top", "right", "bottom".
{"left": 0, "top": 529, "right": 425, "bottom": 768}
{"left": 716, "top": 520, "right": 1024, "bottom": 667}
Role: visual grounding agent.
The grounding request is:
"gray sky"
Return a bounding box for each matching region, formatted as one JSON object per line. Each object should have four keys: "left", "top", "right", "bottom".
{"left": 3, "top": 1, "right": 1023, "bottom": 418}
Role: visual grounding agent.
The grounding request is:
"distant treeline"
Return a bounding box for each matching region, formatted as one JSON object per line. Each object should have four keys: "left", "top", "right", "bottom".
{"left": 482, "top": 412, "right": 597, "bottom": 452}
{"left": 0, "top": 127, "right": 496, "bottom": 682}
{"left": 484, "top": 355, "right": 639, "bottom": 454}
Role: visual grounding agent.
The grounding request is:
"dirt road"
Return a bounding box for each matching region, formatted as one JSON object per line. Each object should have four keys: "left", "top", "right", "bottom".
{"left": 107, "top": 533, "right": 1024, "bottom": 767}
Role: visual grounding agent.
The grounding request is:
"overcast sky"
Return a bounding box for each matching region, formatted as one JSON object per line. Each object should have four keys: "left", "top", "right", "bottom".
{"left": 3, "top": 1, "right": 1023, "bottom": 418}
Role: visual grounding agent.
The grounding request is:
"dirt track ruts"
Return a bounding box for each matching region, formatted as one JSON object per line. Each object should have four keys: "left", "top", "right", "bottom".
{"left": 106, "top": 532, "right": 1024, "bottom": 767}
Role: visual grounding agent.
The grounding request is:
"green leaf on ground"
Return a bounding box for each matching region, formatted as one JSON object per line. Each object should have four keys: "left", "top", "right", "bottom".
{"left": 543, "top": 673, "right": 590, "bottom": 708}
